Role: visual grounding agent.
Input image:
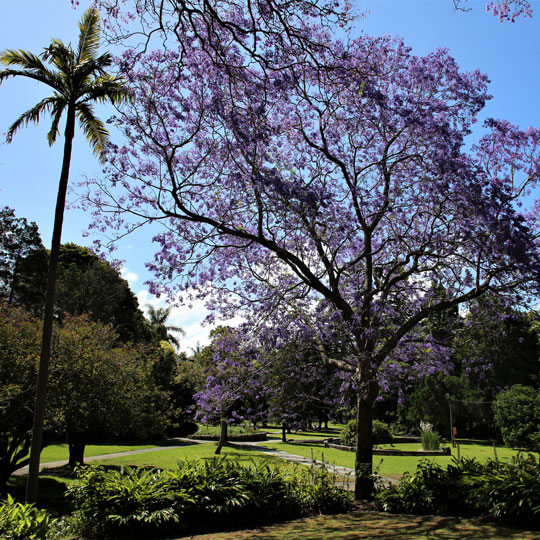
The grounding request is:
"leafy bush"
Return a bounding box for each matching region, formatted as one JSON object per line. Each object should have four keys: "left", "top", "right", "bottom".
{"left": 0, "top": 495, "right": 54, "bottom": 540}
{"left": 373, "top": 420, "right": 393, "bottom": 444}
{"left": 465, "top": 453, "right": 540, "bottom": 521}
{"left": 377, "top": 454, "right": 540, "bottom": 523}
{"left": 493, "top": 385, "right": 540, "bottom": 449}
{"left": 339, "top": 419, "right": 392, "bottom": 446}
{"left": 68, "top": 458, "right": 351, "bottom": 537}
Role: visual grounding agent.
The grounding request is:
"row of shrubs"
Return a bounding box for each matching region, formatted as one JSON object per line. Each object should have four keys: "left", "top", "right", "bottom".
{"left": 377, "top": 453, "right": 540, "bottom": 525}
{"left": 65, "top": 458, "right": 351, "bottom": 538}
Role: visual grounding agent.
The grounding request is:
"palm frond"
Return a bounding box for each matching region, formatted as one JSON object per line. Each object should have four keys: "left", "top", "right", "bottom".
{"left": 6, "top": 96, "right": 60, "bottom": 143}
{"left": 82, "top": 76, "right": 130, "bottom": 105}
{"left": 0, "top": 49, "right": 47, "bottom": 71}
{"left": 0, "top": 51, "right": 62, "bottom": 91}
{"left": 77, "top": 7, "right": 102, "bottom": 64}
{"left": 42, "top": 39, "right": 73, "bottom": 75}
{"left": 47, "top": 100, "right": 67, "bottom": 145}
{"left": 73, "top": 53, "right": 113, "bottom": 85}
{"left": 76, "top": 102, "right": 110, "bottom": 162}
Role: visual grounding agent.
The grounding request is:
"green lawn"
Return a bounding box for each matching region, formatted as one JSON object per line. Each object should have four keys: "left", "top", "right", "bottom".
{"left": 40, "top": 443, "right": 156, "bottom": 463}
{"left": 264, "top": 441, "right": 539, "bottom": 480}
{"left": 92, "top": 442, "right": 294, "bottom": 470}
{"left": 186, "top": 510, "right": 540, "bottom": 540}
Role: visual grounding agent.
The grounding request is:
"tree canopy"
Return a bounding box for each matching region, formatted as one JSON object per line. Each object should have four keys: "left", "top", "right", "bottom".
{"left": 76, "top": 0, "right": 540, "bottom": 499}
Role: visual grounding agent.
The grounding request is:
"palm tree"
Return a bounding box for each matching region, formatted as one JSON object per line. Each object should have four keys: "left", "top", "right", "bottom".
{"left": 0, "top": 7, "right": 128, "bottom": 502}
{"left": 146, "top": 304, "right": 186, "bottom": 349}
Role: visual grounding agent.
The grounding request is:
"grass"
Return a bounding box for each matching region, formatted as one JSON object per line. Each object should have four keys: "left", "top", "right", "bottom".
{"left": 8, "top": 438, "right": 540, "bottom": 540}
{"left": 184, "top": 510, "right": 540, "bottom": 539}
{"left": 264, "top": 441, "right": 539, "bottom": 480}
{"left": 87, "top": 441, "right": 292, "bottom": 470}
{"left": 40, "top": 443, "right": 156, "bottom": 463}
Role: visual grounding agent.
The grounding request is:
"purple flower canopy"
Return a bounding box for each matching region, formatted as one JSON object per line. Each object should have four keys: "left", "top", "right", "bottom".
{"left": 81, "top": 0, "right": 540, "bottom": 497}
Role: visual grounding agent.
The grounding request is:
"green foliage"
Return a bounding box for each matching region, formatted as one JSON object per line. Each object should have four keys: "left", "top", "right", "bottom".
{"left": 0, "top": 495, "right": 54, "bottom": 540}
{"left": 377, "top": 454, "right": 540, "bottom": 523}
{"left": 192, "top": 424, "right": 267, "bottom": 441}
{"left": 68, "top": 459, "right": 351, "bottom": 537}
{"left": 339, "top": 419, "right": 393, "bottom": 446}
{"left": 465, "top": 454, "right": 540, "bottom": 520}
{"left": 420, "top": 424, "right": 440, "bottom": 450}
{"left": 493, "top": 385, "right": 540, "bottom": 449}
{"left": 0, "top": 303, "right": 166, "bottom": 481}
{"left": 0, "top": 303, "right": 40, "bottom": 491}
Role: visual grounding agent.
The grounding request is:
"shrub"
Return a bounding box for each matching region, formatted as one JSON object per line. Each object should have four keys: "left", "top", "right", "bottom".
{"left": 493, "top": 385, "right": 540, "bottom": 449}
{"left": 68, "top": 458, "right": 351, "bottom": 537}
{"left": 377, "top": 454, "right": 540, "bottom": 523}
{"left": 0, "top": 495, "right": 54, "bottom": 540}
{"left": 372, "top": 420, "right": 393, "bottom": 445}
{"left": 339, "top": 419, "right": 392, "bottom": 446}
{"left": 466, "top": 453, "right": 540, "bottom": 521}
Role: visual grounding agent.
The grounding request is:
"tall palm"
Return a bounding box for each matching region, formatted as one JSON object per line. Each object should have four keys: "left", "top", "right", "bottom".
{"left": 146, "top": 304, "right": 186, "bottom": 349}
{"left": 0, "top": 7, "right": 128, "bottom": 502}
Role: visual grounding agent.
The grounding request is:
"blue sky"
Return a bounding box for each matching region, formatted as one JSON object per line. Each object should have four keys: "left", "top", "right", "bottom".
{"left": 1, "top": 0, "right": 539, "bottom": 350}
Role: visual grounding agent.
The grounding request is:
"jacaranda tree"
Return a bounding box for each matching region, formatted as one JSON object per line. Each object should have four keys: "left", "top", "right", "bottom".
{"left": 0, "top": 7, "right": 129, "bottom": 501}
{"left": 81, "top": 0, "right": 540, "bottom": 498}
{"left": 85, "top": 31, "right": 540, "bottom": 498}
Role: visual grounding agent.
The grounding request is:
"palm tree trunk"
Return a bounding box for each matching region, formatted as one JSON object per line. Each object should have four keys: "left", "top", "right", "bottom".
{"left": 26, "top": 106, "right": 75, "bottom": 503}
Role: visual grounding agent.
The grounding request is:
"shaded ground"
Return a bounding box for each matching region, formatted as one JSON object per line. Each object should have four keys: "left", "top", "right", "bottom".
{"left": 183, "top": 510, "right": 540, "bottom": 540}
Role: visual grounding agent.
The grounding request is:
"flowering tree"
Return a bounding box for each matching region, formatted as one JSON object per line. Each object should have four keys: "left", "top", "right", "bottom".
{"left": 194, "top": 327, "right": 267, "bottom": 453}
{"left": 84, "top": 0, "right": 540, "bottom": 496}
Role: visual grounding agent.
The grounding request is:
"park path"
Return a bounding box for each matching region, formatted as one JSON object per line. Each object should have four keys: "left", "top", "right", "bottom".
{"left": 13, "top": 437, "right": 385, "bottom": 489}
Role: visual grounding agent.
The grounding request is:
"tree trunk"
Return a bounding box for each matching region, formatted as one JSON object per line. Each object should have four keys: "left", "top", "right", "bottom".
{"left": 68, "top": 442, "right": 85, "bottom": 468}
{"left": 26, "top": 106, "right": 75, "bottom": 503}
{"left": 215, "top": 419, "right": 228, "bottom": 455}
{"left": 281, "top": 423, "right": 287, "bottom": 442}
{"left": 67, "top": 430, "right": 86, "bottom": 467}
{"left": 354, "top": 378, "right": 379, "bottom": 501}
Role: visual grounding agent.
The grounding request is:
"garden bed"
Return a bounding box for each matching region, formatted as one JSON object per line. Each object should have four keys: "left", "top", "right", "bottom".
{"left": 324, "top": 439, "right": 451, "bottom": 456}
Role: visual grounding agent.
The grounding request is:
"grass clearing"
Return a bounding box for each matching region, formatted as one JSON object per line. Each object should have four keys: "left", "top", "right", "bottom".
{"left": 40, "top": 443, "right": 157, "bottom": 463}
{"left": 186, "top": 510, "right": 540, "bottom": 539}
{"left": 92, "top": 442, "right": 294, "bottom": 470}
{"left": 264, "top": 441, "right": 539, "bottom": 480}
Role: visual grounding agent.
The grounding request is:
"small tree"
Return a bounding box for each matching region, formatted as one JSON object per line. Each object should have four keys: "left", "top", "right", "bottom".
{"left": 493, "top": 385, "right": 540, "bottom": 449}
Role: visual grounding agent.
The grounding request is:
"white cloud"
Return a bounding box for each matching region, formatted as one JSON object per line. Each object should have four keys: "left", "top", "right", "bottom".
{"left": 135, "top": 288, "right": 244, "bottom": 353}
{"left": 120, "top": 267, "right": 138, "bottom": 286}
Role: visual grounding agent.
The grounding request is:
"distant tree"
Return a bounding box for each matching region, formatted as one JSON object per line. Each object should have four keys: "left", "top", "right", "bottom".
{"left": 194, "top": 327, "right": 267, "bottom": 454}
{"left": 0, "top": 302, "right": 166, "bottom": 484}
{"left": 455, "top": 296, "right": 540, "bottom": 392}
{"left": 0, "top": 207, "right": 44, "bottom": 305}
{"left": 0, "top": 303, "right": 40, "bottom": 494}
{"left": 47, "top": 316, "right": 167, "bottom": 466}
{"left": 146, "top": 305, "right": 185, "bottom": 348}
{"left": 0, "top": 6, "right": 129, "bottom": 501}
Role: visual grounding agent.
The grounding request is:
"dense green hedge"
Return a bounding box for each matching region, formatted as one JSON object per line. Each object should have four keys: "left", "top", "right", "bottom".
{"left": 68, "top": 458, "right": 351, "bottom": 538}
{"left": 377, "top": 454, "right": 540, "bottom": 525}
